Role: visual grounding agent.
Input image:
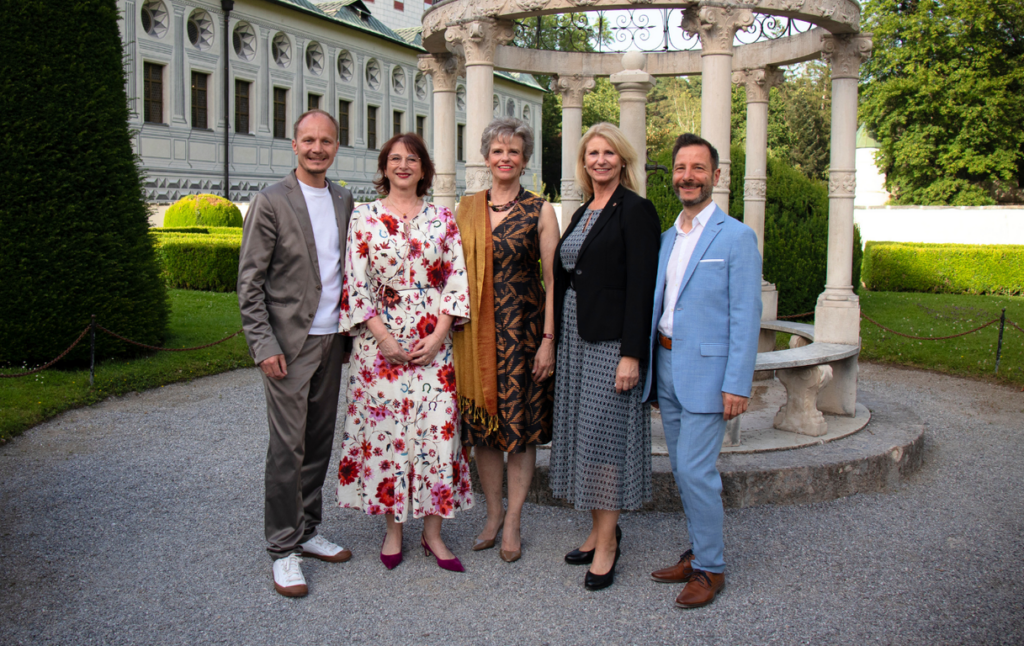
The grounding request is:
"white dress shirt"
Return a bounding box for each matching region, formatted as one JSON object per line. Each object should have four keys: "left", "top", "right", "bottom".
{"left": 657, "top": 202, "right": 716, "bottom": 338}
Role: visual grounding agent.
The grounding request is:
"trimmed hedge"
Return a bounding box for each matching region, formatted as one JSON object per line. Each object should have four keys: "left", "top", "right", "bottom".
{"left": 646, "top": 146, "right": 862, "bottom": 317}
{"left": 862, "top": 242, "right": 1024, "bottom": 295}
{"left": 0, "top": 0, "right": 169, "bottom": 365}
{"left": 152, "top": 234, "right": 241, "bottom": 292}
{"left": 163, "top": 194, "right": 243, "bottom": 228}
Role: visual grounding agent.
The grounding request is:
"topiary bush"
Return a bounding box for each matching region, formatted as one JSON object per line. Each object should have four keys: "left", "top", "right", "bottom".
{"left": 862, "top": 242, "right": 1024, "bottom": 295}
{"left": 0, "top": 0, "right": 169, "bottom": 366}
{"left": 153, "top": 234, "right": 242, "bottom": 292}
{"left": 646, "top": 145, "right": 862, "bottom": 317}
{"left": 163, "top": 194, "right": 243, "bottom": 228}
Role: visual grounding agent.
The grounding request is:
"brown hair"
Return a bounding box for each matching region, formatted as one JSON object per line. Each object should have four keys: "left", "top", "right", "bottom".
{"left": 373, "top": 133, "right": 435, "bottom": 197}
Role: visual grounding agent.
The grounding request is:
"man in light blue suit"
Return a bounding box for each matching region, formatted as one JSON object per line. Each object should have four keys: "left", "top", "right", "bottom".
{"left": 642, "top": 133, "right": 762, "bottom": 609}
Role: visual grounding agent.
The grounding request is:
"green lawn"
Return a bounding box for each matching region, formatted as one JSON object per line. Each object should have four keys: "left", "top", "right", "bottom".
{"left": 0, "top": 290, "right": 251, "bottom": 442}
{"left": 858, "top": 291, "right": 1024, "bottom": 387}
{"left": 3, "top": 288, "right": 1022, "bottom": 444}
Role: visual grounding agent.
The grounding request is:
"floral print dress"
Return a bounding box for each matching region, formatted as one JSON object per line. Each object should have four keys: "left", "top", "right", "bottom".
{"left": 336, "top": 200, "right": 473, "bottom": 522}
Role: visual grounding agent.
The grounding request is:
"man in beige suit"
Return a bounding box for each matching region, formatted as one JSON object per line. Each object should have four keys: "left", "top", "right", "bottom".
{"left": 238, "top": 110, "right": 354, "bottom": 597}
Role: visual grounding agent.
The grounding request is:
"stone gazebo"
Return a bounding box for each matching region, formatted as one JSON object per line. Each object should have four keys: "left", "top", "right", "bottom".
{"left": 418, "top": 0, "right": 871, "bottom": 441}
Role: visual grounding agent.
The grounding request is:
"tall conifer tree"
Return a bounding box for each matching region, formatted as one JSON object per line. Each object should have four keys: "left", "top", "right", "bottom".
{"left": 0, "top": 0, "right": 169, "bottom": 365}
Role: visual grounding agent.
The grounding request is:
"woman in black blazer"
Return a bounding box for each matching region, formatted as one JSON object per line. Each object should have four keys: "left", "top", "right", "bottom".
{"left": 549, "top": 123, "right": 660, "bottom": 591}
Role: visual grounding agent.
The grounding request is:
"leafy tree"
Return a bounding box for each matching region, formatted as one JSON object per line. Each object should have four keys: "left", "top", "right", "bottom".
{"left": 513, "top": 15, "right": 609, "bottom": 199}
{"left": 861, "top": 0, "right": 1024, "bottom": 205}
{"left": 581, "top": 78, "right": 620, "bottom": 132}
{"left": 0, "top": 0, "right": 169, "bottom": 365}
{"left": 775, "top": 62, "right": 831, "bottom": 181}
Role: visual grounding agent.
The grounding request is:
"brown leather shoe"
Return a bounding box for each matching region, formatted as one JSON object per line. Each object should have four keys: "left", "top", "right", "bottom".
{"left": 651, "top": 549, "right": 694, "bottom": 583}
{"left": 674, "top": 569, "right": 725, "bottom": 609}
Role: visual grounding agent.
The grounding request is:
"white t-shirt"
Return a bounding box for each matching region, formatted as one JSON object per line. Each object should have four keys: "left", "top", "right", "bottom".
{"left": 657, "top": 202, "right": 715, "bottom": 338}
{"left": 299, "top": 180, "right": 343, "bottom": 335}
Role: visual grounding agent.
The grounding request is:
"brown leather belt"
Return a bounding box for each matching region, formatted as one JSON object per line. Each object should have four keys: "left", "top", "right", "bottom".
{"left": 657, "top": 332, "right": 672, "bottom": 350}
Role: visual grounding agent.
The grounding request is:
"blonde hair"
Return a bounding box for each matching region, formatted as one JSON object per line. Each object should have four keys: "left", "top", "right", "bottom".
{"left": 574, "top": 123, "right": 645, "bottom": 200}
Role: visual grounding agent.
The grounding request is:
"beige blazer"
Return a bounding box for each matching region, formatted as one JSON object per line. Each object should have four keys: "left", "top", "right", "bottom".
{"left": 238, "top": 171, "right": 354, "bottom": 365}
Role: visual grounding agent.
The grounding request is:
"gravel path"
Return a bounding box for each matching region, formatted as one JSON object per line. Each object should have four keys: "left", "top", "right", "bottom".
{"left": 1, "top": 363, "right": 1022, "bottom": 645}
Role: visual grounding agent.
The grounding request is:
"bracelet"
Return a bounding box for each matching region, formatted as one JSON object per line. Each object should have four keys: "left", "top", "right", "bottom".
{"left": 543, "top": 333, "right": 554, "bottom": 340}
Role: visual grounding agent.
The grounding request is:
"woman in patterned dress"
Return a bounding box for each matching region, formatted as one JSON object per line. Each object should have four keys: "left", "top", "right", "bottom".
{"left": 337, "top": 133, "right": 472, "bottom": 572}
{"left": 549, "top": 123, "right": 661, "bottom": 590}
{"left": 452, "top": 118, "right": 559, "bottom": 562}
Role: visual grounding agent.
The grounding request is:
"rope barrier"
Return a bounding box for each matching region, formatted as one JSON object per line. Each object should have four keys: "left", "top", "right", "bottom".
{"left": 776, "top": 311, "right": 815, "bottom": 320}
{"left": 95, "top": 325, "right": 243, "bottom": 352}
{"left": 1, "top": 323, "right": 244, "bottom": 379}
{"left": 1009, "top": 319, "right": 1024, "bottom": 336}
{"left": 0, "top": 326, "right": 91, "bottom": 378}
{"left": 860, "top": 312, "right": 1001, "bottom": 340}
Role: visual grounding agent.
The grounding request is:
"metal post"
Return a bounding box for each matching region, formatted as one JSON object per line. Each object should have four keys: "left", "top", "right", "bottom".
{"left": 221, "top": 0, "right": 234, "bottom": 200}
{"left": 995, "top": 307, "right": 1006, "bottom": 374}
{"left": 89, "top": 315, "right": 96, "bottom": 387}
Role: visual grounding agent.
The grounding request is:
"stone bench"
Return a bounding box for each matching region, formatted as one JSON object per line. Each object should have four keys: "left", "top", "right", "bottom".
{"left": 725, "top": 320, "right": 859, "bottom": 445}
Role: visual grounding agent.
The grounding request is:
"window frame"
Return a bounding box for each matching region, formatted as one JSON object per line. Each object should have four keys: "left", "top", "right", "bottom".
{"left": 234, "top": 79, "right": 251, "bottom": 134}
{"left": 273, "top": 87, "right": 289, "bottom": 139}
{"left": 143, "top": 62, "right": 165, "bottom": 124}
{"left": 338, "top": 100, "right": 351, "bottom": 147}
{"left": 190, "top": 70, "right": 210, "bottom": 130}
{"left": 367, "top": 105, "right": 378, "bottom": 150}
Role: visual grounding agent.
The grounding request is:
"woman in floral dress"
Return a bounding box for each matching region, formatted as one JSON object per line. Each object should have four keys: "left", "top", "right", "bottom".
{"left": 337, "top": 133, "right": 472, "bottom": 572}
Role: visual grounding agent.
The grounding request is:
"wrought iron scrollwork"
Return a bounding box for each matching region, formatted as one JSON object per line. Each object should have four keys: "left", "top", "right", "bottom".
{"left": 512, "top": 10, "right": 810, "bottom": 53}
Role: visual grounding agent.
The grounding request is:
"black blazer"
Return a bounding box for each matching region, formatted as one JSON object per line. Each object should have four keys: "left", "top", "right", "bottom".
{"left": 553, "top": 184, "right": 661, "bottom": 361}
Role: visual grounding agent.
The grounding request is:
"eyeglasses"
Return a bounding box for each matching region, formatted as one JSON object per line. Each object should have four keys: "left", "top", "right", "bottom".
{"left": 387, "top": 155, "right": 420, "bottom": 165}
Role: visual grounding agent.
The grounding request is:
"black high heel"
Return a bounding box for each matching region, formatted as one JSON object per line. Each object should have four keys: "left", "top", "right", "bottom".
{"left": 584, "top": 546, "right": 621, "bottom": 591}
{"left": 564, "top": 525, "right": 621, "bottom": 565}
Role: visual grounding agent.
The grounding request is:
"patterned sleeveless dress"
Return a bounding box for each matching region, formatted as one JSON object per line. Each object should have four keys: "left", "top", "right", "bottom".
{"left": 462, "top": 191, "right": 554, "bottom": 453}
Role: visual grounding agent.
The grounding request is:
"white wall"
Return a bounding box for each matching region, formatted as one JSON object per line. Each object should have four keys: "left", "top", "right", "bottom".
{"left": 855, "top": 206, "right": 1024, "bottom": 247}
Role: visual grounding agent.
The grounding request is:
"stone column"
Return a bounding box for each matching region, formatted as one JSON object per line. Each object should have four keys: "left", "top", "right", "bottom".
{"left": 551, "top": 73, "right": 595, "bottom": 232}
{"left": 733, "top": 66, "right": 783, "bottom": 337}
{"left": 611, "top": 52, "right": 655, "bottom": 198}
{"left": 418, "top": 54, "right": 463, "bottom": 211}
{"left": 446, "top": 19, "right": 514, "bottom": 195}
{"left": 171, "top": 4, "right": 188, "bottom": 125}
{"left": 816, "top": 32, "right": 873, "bottom": 416}
{"left": 682, "top": 6, "right": 753, "bottom": 212}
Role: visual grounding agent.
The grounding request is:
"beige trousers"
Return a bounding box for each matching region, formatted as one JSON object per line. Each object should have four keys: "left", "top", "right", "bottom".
{"left": 262, "top": 333, "right": 344, "bottom": 559}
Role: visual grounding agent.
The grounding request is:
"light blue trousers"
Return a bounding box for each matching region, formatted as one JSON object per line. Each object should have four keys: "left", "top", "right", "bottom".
{"left": 655, "top": 345, "right": 727, "bottom": 573}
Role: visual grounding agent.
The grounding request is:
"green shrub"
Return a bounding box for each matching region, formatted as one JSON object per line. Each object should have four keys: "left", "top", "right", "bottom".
{"left": 862, "top": 242, "right": 1024, "bottom": 295}
{"left": 163, "top": 194, "right": 243, "bottom": 228}
{"left": 0, "top": 0, "right": 169, "bottom": 365}
{"left": 645, "top": 146, "right": 862, "bottom": 317}
{"left": 153, "top": 234, "right": 241, "bottom": 292}
{"left": 156, "top": 227, "right": 210, "bottom": 234}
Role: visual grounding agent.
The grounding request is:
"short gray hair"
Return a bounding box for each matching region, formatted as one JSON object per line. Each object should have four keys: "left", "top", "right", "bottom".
{"left": 479, "top": 117, "right": 534, "bottom": 164}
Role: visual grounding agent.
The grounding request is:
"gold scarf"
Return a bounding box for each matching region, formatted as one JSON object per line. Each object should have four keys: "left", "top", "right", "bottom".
{"left": 452, "top": 190, "right": 499, "bottom": 432}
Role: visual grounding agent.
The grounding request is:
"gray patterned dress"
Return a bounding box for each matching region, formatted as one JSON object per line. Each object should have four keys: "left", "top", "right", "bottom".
{"left": 549, "top": 209, "right": 652, "bottom": 510}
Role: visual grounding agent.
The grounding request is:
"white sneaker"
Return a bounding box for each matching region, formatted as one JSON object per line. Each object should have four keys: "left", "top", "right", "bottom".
{"left": 272, "top": 554, "right": 308, "bottom": 597}
{"left": 300, "top": 534, "right": 353, "bottom": 563}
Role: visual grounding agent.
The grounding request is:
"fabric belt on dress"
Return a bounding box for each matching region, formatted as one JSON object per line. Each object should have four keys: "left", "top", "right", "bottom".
{"left": 657, "top": 332, "right": 672, "bottom": 351}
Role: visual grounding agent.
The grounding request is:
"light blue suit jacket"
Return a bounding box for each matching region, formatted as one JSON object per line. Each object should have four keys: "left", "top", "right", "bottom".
{"left": 642, "top": 204, "right": 763, "bottom": 413}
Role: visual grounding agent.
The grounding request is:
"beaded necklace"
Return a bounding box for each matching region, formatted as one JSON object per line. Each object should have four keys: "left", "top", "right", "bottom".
{"left": 487, "top": 187, "right": 524, "bottom": 213}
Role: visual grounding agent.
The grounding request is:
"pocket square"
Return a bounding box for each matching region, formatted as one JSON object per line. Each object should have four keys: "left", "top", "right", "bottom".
{"left": 699, "top": 258, "right": 724, "bottom": 263}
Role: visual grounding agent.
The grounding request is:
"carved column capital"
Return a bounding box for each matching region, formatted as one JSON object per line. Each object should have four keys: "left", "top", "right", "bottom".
{"left": 828, "top": 170, "right": 857, "bottom": 197}
{"left": 681, "top": 6, "right": 754, "bottom": 56}
{"left": 744, "top": 178, "right": 767, "bottom": 200}
{"left": 821, "top": 33, "right": 873, "bottom": 79}
{"left": 417, "top": 54, "right": 463, "bottom": 92}
{"left": 560, "top": 178, "right": 581, "bottom": 203}
{"left": 732, "top": 66, "right": 784, "bottom": 103}
{"left": 550, "top": 74, "right": 596, "bottom": 109}
{"left": 445, "top": 19, "right": 515, "bottom": 66}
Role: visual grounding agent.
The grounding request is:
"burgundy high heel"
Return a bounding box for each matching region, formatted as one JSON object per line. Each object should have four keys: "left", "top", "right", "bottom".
{"left": 421, "top": 534, "right": 464, "bottom": 572}
{"left": 380, "top": 535, "right": 403, "bottom": 570}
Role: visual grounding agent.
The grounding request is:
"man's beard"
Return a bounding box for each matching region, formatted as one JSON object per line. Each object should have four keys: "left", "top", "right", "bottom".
{"left": 675, "top": 180, "right": 714, "bottom": 207}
